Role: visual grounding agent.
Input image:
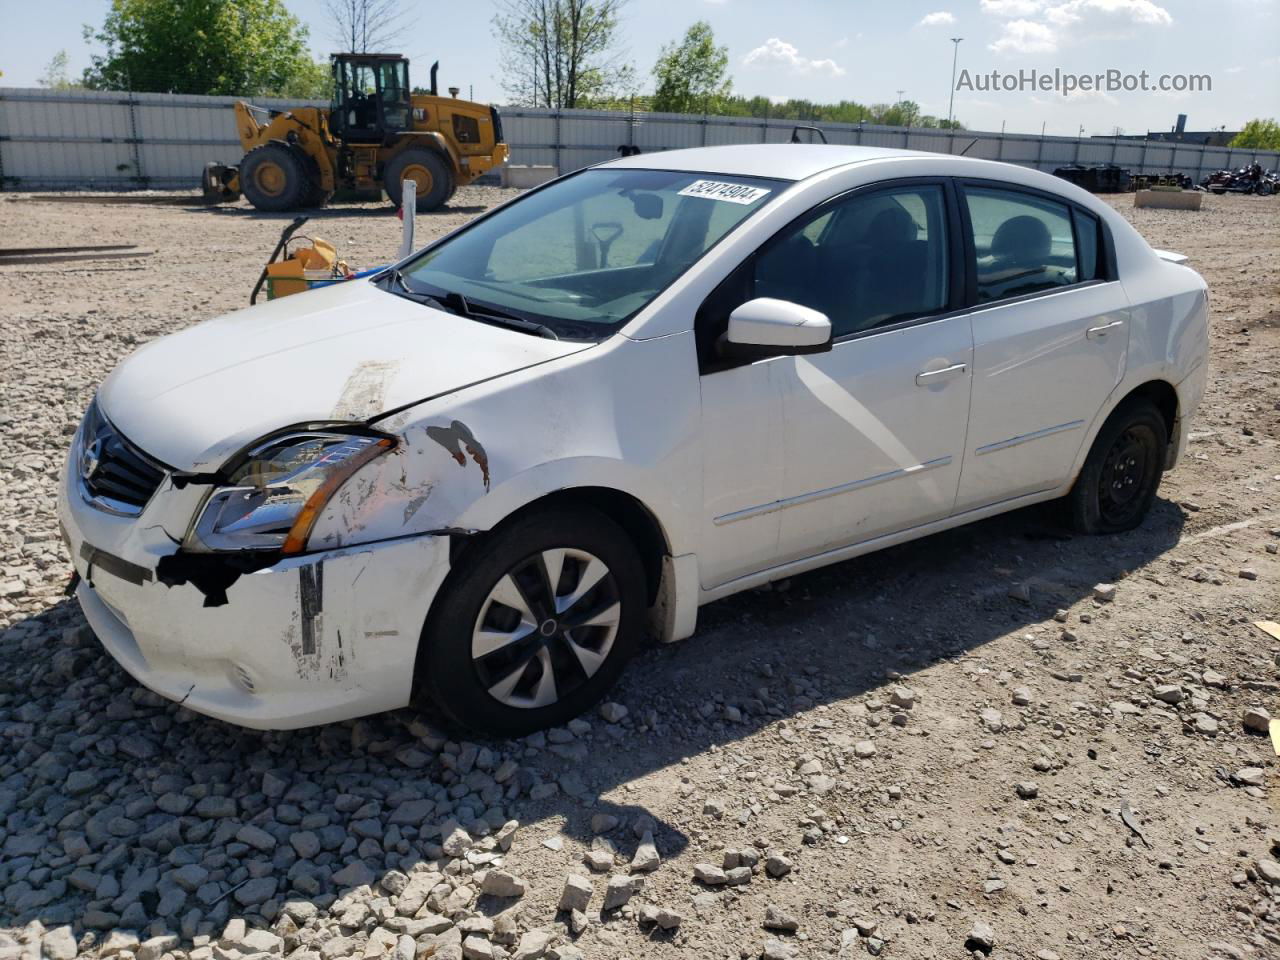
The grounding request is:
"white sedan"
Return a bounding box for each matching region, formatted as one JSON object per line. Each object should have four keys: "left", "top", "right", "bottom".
{"left": 59, "top": 144, "right": 1209, "bottom": 736}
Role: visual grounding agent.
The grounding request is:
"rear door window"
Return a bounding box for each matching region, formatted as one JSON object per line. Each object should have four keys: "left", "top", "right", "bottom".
{"left": 962, "top": 187, "right": 1078, "bottom": 303}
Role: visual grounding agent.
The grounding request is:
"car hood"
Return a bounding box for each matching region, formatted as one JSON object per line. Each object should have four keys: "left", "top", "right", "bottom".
{"left": 97, "top": 279, "right": 590, "bottom": 472}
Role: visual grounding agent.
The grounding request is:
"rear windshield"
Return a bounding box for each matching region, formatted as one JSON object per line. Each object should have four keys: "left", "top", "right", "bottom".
{"left": 401, "top": 168, "right": 785, "bottom": 339}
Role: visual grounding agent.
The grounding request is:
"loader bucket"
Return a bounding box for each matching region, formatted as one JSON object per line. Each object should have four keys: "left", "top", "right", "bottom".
{"left": 202, "top": 162, "right": 241, "bottom": 204}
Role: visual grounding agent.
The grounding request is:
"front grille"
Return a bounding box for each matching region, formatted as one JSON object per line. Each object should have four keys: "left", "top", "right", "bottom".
{"left": 77, "top": 401, "right": 166, "bottom": 515}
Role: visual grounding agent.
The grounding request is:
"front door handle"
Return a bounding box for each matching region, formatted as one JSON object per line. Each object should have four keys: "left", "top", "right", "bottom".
{"left": 915, "top": 362, "right": 967, "bottom": 386}
{"left": 1086, "top": 319, "right": 1125, "bottom": 340}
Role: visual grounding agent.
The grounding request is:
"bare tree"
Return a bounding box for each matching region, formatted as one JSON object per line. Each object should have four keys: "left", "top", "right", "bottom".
{"left": 493, "top": 0, "right": 632, "bottom": 108}
{"left": 326, "top": 0, "right": 410, "bottom": 53}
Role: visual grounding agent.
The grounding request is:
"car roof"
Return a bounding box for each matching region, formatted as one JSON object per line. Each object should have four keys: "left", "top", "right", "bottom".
{"left": 603, "top": 144, "right": 922, "bottom": 182}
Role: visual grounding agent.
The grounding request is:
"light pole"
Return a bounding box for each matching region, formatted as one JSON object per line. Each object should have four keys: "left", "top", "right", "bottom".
{"left": 947, "top": 37, "right": 963, "bottom": 129}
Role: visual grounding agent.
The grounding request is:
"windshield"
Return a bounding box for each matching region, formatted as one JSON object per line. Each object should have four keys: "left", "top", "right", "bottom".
{"left": 398, "top": 168, "right": 785, "bottom": 340}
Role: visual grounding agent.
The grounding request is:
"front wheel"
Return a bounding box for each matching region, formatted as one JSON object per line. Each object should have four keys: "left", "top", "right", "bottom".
{"left": 414, "top": 506, "right": 645, "bottom": 737}
{"left": 1067, "top": 399, "right": 1168, "bottom": 534}
{"left": 239, "top": 144, "right": 310, "bottom": 212}
{"left": 384, "top": 149, "right": 453, "bottom": 212}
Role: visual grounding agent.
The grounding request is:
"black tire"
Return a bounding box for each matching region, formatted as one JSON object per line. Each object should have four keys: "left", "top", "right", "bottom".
{"left": 414, "top": 506, "right": 645, "bottom": 737}
{"left": 384, "top": 149, "right": 453, "bottom": 212}
{"left": 239, "top": 144, "right": 310, "bottom": 212}
{"left": 1067, "top": 399, "right": 1168, "bottom": 534}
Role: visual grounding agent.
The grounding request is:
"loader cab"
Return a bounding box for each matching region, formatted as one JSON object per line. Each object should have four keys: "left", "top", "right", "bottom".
{"left": 330, "top": 54, "right": 411, "bottom": 144}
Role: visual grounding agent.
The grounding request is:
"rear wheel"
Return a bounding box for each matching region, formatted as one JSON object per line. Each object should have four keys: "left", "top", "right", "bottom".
{"left": 240, "top": 144, "right": 310, "bottom": 212}
{"left": 384, "top": 149, "right": 453, "bottom": 212}
{"left": 1067, "top": 399, "right": 1168, "bottom": 534}
{"left": 414, "top": 506, "right": 645, "bottom": 737}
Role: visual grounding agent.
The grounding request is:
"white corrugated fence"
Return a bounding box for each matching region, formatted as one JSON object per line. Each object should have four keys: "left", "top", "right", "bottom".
{"left": 2, "top": 87, "right": 1277, "bottom": 191}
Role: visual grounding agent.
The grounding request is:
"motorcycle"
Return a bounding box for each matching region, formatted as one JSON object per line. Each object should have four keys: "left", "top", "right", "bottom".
{"left": 1200, "top": 165, "right": 1278, "bottom": 195}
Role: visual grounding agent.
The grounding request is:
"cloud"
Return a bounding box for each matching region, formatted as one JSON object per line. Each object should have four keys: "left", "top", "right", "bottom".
{"left": 989, "top": 18, "right": 1059, "bottom": 52}
{"left": 1044, "top": 0, "right": 1172, "bottom": 27}
{"left": 919, "top": 11, "right": 956, "bottom": 25}
{"left": 742, "top": 38, "right": 846, "bottom": 76}
{"left": 1224, "top": 65, "right": 1245, "bottom": 74}
{"left": 980, "top": 0, "right": 1045, "bottom": 15}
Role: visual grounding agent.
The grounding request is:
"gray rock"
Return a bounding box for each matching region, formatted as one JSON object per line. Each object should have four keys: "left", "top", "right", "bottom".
{"left": 1233, "top": 767, "right": 1265, "bottom": 788}
{"left": 41, "top": 926, "right": 78, "bottom": 960}
{"left": 171, "top": 863, "right": 209, "bottom": 892}
{"left": 765, "top": 853, "right": 794, "bottom": 878}
{"left": 694, "top": 863, "right": 728, "bottom": 885}
{"left": 194, "top": 796, "right": 237, "bottom": 819}
{"left": 763, "top": 905, "right": 800, "bottom": 932}
{"left": 1243, "top": 707, "right": 1271, "bottom": 733}
{"left": 1015, "top": 781, "right": 1039, "bottom": 799}
{"left": 966, "top": 919, "right": 996, "bottom": 952}
{"left": 590, "top": 813, "right": 619, "bottom": 834}
{"left": 600, "top": 702, "right": 628, "bottom": 723}
{"left": 236, "top": 823, "right": 277, "bottom": 851}
{"left": 1256, "top": 859, "right": 1280, "bottom": 885}
{"left": 389, "top": 799, "right": 434, "bottom": 826}
{"left": 462, "top": 934, "right": 493, "bottom": 960}
{"left": 761, "top": 939, "right": 798, "bottom": 960}
{"left": 64, "top": 770, "right": 99, "bottom": 795}
{"left": 602, "top": 874, "right": 641, "bottom": 910}
{"left": 512, "top": 929, "right": 555, "bottom": 960}
{"left": 332, "top": 860, "right": 376, "bottom": 888}
{"left": 630, "top": 830, "right": 660, "bottom": 873}
{"left": 558, "top": 874, "right": 593, "bottom": 913}
{"left": 442, "top": 822, "right": 473, "bottom": 857}
{"left": 481, "top": 869, "right": 526, "bottom": 898}
{"left": 290, "top": 830, "right": 321, "bottom": 859}
{"left": 234, "top": 876, "right": 278, "bottom": 906}
{"left": 1189, "top": 712, "right": 1220, "bottom": 736}
{"left": 1092, "top": 583, "right": 1117, "bottom": 602}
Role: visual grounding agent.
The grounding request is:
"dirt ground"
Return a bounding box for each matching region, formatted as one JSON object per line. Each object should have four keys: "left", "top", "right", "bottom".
{"left": 0, "top": 184, "right": 1277, "bottom": 960}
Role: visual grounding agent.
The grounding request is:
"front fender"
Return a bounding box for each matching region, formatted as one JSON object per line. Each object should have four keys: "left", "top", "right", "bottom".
{"left": 305, "top": 332, "right": 703, "bottom": 558}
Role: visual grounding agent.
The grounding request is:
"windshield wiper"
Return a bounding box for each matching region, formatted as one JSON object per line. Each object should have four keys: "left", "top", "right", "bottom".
{"left": 439, "top": 291, "right": 560, "bottom": 340}
{"left": 380, "top": 269, "right": 560, "bottom": 340}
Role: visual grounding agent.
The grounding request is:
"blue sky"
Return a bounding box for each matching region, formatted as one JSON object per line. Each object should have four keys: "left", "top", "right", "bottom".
{"left": 2, "top": 0, "right": 1277, "bottom": 136}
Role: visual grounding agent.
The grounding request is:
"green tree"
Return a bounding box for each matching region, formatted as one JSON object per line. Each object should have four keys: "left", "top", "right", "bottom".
{"left": 493, "top": 0, "right": 632, "bottom": 108}
{"left": 38, "top": 50, "right": 79, "bottom": 90}
{"left": 652, "top": 21, "right": 731, "bottom": 114}
{"left": 1230, "top": 118, "right": 1280, "bottom": 150}
{"left": 82, "top": 0, "right": 321, "bottom": 96}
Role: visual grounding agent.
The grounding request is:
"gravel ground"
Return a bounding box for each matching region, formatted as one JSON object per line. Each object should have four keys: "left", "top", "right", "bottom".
{"left": 0, "top": 185, "right": 1278, "bottom": 960}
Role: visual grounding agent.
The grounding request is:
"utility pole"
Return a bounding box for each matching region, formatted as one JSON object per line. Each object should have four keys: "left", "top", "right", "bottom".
{"left": 947, "top": 38, "right": 963, "bottom": 129}
{"left": 896, "top": 89, "right": 905, "bottom": 104}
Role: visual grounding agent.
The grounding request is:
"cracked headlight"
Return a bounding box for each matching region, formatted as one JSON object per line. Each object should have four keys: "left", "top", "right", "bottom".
{"left": 186, "top": 432, "right": 393, "bottom": 554}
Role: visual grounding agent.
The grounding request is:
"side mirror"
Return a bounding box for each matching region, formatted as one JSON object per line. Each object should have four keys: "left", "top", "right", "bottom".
{"left": 722, "top": 297, "right": 833, "bottom": 360}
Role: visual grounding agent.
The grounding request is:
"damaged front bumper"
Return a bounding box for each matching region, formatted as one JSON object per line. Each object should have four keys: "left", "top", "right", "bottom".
{"left": 58, "top": 459, "right": 450, "bottom": 730}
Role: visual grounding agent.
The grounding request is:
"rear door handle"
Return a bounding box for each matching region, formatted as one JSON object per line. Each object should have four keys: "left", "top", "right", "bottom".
{"left": 915, "top": 362, "right": 967, "bottom": 386}
{"left": 1086, "top": 320, "right": 1125, "bottom": 339}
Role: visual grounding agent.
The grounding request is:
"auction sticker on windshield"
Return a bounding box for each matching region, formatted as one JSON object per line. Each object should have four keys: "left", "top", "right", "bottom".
{"left": 677, "top": 180, "right": 772, "bottom": 204}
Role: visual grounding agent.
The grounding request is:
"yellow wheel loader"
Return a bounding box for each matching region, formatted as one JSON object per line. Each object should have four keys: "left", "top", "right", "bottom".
{"left": 203, "top": 54, "right": 508, "bottom": 213}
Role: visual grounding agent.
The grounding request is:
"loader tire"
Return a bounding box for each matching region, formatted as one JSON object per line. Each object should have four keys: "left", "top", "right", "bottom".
{"left": 385, "top": 149, "right": 453, "bottom": 212}
{"left": 240, "top": 144, "right": 310, "bottom": 212}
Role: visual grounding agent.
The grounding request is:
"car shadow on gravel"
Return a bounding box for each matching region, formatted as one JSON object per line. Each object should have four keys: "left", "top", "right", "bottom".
{"left": 0, "top": 496, "right": 1183, "bottom": 942}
